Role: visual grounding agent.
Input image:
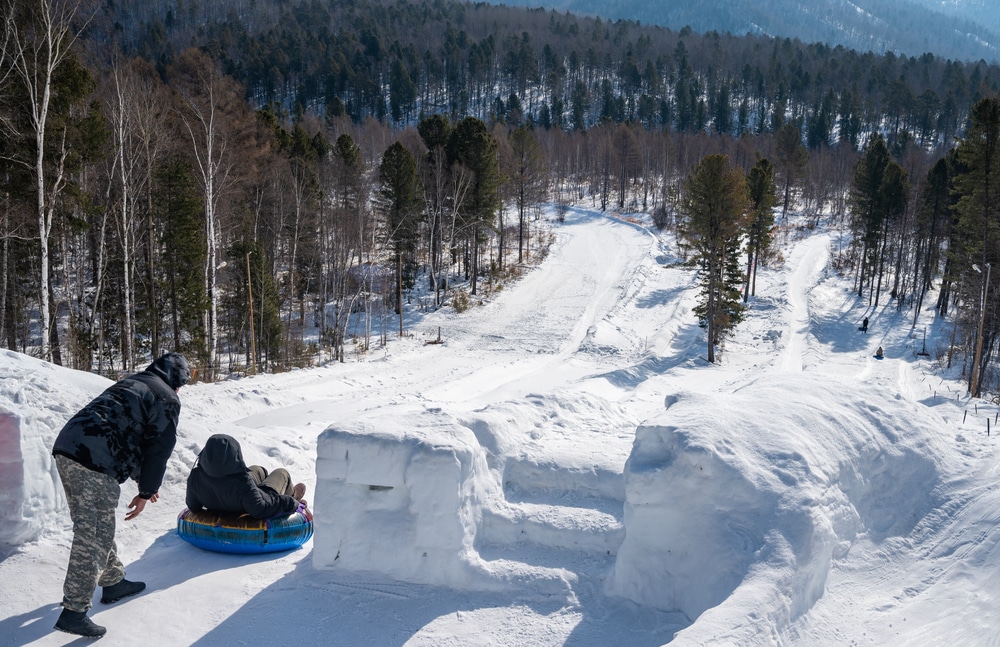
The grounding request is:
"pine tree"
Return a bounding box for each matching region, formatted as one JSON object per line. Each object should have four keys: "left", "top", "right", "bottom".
{"left": 378, "top": 141, "right": 422, "bottom": 325}
{"left": 154, "top": 158, "right": 207, "bottom": 362}
{"left": 849, "top": 133, "right": 909, "bottom": 306}
{"left": 850, "top": 134, "right": 889, "bottom": 298}
{"left": 447, "top": 116, "right": 502, "bottom": 296}
{"left": 680, "top": 154, "right": 749, "bottom": 363}
{"left": 8, "top": 0, "right": 90, "bottom": 363}
{"left": 774, "top": 122, "right": 808, "bottom": 218}
{"left": 744, "top": 158, "right": 777, "bottom": 301}
{"left": 913, "top": 159, "right": 951, "bottom": 323}
{"left": 389, "top": 58, "right": 416, "bottom": 124}
{"left": 507, "top": 126, "right": 546, "bottom": 264}
{"left": 952, "top": 97, "right": 1000, "bottom": 396}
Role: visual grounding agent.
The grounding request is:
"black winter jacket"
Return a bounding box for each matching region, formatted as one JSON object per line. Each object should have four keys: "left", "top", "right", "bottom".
{"left": 53, "top": 352, "right": 190, "bottom": 498}
{"left": 185, "top": 433, "right": 299, "bottom": 519}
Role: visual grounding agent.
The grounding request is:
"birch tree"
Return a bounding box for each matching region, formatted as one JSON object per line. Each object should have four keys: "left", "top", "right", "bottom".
{"left": 316, "top": 131, "right": 372, "bottom": 359}
{"left": 0, "top": 0, "right": 18, "bottom": 349}
{"left": 282, "top": 154, "right": 320, "bottom": 367}
{"left": 105, "top": 60, "right": 142, "bottom": 371}
{"left": 8, "top": 0, "right": 88, "bottom": 361}
{"left": 417, "top": 114, "right": 452, "bottom": 304}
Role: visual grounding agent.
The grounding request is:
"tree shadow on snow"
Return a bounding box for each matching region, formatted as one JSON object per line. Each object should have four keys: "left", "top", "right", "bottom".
{"left": 809, "top": 307, "right": 877, "bottom": 353}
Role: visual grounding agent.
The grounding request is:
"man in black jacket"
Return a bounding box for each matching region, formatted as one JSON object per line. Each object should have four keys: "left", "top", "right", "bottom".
{"left": 186, "top": 433, "right": 306, "bottom": 520}
{"left": 51, "top": 352, "right": 190, "bottom": 638}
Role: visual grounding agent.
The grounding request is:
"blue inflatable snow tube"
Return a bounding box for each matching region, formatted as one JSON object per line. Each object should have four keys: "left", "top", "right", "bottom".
{"left": 177, "top": 505, "right": 313, "bottom": 554}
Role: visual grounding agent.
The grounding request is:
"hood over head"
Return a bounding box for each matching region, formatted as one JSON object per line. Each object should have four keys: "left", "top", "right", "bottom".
{"left": 147, "top": 352, "right": 191, "bottom": 390}
{"left": 197, "top": 434, "right": 248, "bottom": 478}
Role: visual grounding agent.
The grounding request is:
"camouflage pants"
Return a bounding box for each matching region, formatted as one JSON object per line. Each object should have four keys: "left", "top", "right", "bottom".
{"left": 55, "top": 455, "right": 125, "bottom": 612}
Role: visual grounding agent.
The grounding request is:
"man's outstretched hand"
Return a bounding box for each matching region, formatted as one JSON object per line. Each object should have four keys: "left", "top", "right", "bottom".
{"left": 125, "top": 492, "right": 158, "bottom": 521}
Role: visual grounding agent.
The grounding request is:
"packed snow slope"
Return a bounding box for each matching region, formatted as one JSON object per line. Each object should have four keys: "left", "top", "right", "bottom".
{"left": 1, "top": 207, "right": 999, "bottom": 646}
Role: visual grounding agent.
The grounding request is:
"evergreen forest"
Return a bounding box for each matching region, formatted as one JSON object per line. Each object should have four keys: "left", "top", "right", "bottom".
{"left": 4, "top": 0, "right": 1000, "bottom": 397}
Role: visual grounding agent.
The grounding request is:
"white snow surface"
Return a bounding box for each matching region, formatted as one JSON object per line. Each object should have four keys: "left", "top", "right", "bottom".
{"left": 1, "top": 207, "right": 999, "bottom": 646}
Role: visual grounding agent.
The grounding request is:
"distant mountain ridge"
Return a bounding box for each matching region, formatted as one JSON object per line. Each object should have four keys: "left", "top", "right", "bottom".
{"left": 489, "top": 0, "right": 1000, "bottom": 62}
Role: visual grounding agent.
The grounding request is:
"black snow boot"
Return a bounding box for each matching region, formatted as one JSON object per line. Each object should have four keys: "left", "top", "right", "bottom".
{"left": 100, "top": 579, "right": 146, "bottom": 604}
{"left": 54, "top": 609, "right": 106, "bottom": 638}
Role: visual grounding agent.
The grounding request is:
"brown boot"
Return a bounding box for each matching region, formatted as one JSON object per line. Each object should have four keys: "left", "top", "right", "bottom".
{"left": 293, "top": 483, "right": 307, "bottom": 501}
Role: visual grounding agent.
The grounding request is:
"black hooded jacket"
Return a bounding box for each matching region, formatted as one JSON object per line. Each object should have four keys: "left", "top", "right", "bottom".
{"left": 53, "top": 352, "right": 190, "bottom": 498}
{"left": 185, "top": 434, "right": 299, "bottom": 519}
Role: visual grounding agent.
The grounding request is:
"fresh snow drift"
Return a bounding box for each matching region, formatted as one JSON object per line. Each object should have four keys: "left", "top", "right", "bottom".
{"left": 1, "top": 206, "right": 999, "bottom": 646}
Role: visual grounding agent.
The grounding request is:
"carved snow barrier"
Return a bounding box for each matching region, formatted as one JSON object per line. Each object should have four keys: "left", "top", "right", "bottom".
{"left": 0, "top": 351, "right": 113, "bottom": 550}
{"left": 0, "top": 410, "right": 25, "bottom": 544}
{"left": 606, "top": 373, "right": 949, "bottom": 641}
{"left": 0, "top": 409, "right": 39, "bottom": 547}
{"left": 315, "top": 405, "right": 559, "bottom": 592}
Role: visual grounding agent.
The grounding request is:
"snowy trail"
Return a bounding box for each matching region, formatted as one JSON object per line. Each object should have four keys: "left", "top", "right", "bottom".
{"left": 214, "top": 208, "right": 661, "bottom": 428}
{"left": 219, "top": 211, "right": 1000, "bottom": 647}
{"left": 773, "top": 235, "right": 1000, "bottom": 646}
{"left": 778, "top": 233, "right": 830, "bottom": 373}
{"left": 420, "top": 209, "right": 657, "bottom": 406}
{"left": 177, "top": 207, "right": 674, "bottom": 534}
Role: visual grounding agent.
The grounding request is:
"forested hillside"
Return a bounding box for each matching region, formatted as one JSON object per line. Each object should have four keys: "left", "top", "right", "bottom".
{"left": 911, "top": 0, "right": 1000, "bottom": 43}
{"left": 4, "top": 0, "right": 1000, "bottom": 396}
{"left": 489, "top": 0, "right": 1000, "bottom": 64}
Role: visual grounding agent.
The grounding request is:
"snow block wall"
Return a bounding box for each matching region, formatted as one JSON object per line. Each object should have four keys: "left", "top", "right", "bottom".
{"left": 0, "top": 351, "right": 111, "bottom": 549}
{"left": 606, "top": 373, "right": 950, "bottom": 635}
{"left": 0, "top": 407, "right": 59, "bottom": 547}
{"left": 0, "top": 409, "right": 30, "bottom": 546}
{"left": 313, "top": 405, "right": 501, "bottom": 589}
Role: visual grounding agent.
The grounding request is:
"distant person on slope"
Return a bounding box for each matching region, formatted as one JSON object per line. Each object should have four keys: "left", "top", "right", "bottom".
{"left": 185, "top": 433, "right": 307, "bottom": 521}
{"left": 861, "top": 317, "right": 869, "bottom": 333}
{"left": 52, "top": 352, "right": 191, "bottom": 638}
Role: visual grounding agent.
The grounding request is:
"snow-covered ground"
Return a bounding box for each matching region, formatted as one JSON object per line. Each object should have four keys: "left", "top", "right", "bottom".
{"left": 1, "top": 206, "right": 998, "bottom": 646}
